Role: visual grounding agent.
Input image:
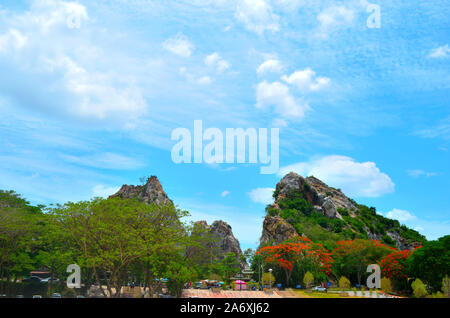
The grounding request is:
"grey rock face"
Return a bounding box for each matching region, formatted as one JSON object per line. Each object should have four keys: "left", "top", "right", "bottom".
{"left": 260, "top": 215, "right": 298, "bottom": 246}
{"left": 110, "top": 176, "right": 173, "bottom": 206}
{"left": 305, "top": 176, "right": 359, "bottom": 216}
{"left": 322, "top": 197, "right": 338, "bottom": 219}
{"left": 195, "top": 220, "right": 243, "bottom": 262}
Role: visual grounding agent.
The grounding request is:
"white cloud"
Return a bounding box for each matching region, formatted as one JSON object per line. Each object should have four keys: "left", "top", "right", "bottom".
{"left": 162, "top": 33, "right": 194, "bottom": 57}
{"left": 248, "top": 187, "right": 274, "bottom": 205}
{"left": 429, "top": 44, "right": 450, "bottom": 58}
{"left": 235, "top": 0, "right": 280, "bottom": 35}
{"left": 257, "top": 59, "right": 284, "bottom": 75}
{"left": 282, "top": 68, "right": 330, "bottom": 92}
{"left": 386, "top": 208, "right": 417, "bottom": 222}
{"left": 205, "top": 52, "right": 230, "bottom": 72}
{"left": 221, "top": 190, "right": 230, "bottom": 197}
{"left": 0, "top": 1, "right": 146, "bottom": 127}
{"left": 197, "top": 75, "right": 212, "bottom": 85}
{"left": 317, "top": 6, "right": 355, "bottom": 28}
{"left": 278, "top": 155, "right": 395, "bottom": 198}
{"left": 92, "top": 185, "right": 120, "bottom": 198}
{"left": 407, "top": 169, "right": 437, "bottom": 178}
{"left": 61, "top": 152, "right": 144, "bottom": 170}
{"left": 415, "top": 117, "right": 450, "bottom": 140}
{"left": 256, "top": 81, "right": 309, "bottom": 119}
{"left": 180, "top": 67, "right": 212, "bottom": 85}
{"left": 0, "top": 29, "right": 28, "bottom": 53}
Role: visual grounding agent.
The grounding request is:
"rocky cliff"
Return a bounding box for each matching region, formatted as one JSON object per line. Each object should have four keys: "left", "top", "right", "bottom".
{"left": 261, "top": 172, "right": 424, "bottom": 250}
{"left": 194, "top": 220, "right": 243, "bottom": 262}
{"left": 110, "top": 176, "right": 173, "bottom": 206}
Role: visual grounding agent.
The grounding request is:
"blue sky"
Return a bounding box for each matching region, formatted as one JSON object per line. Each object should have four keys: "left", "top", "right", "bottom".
{"left": 0, "top": 0, "right": 449, "bottom": 250}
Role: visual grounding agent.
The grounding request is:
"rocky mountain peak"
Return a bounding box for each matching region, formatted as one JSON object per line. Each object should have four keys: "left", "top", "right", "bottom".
{"left": 261, "top": 172, "right": 423, "bottom": 250}
{"left": 194, "top": 220, "right": 243, "bottom": 262}
{"left": 272, "top": 172, "right": 359, "bottom": 220}
{"left": 109, "top": 176, "right": 173, "bottom": 206}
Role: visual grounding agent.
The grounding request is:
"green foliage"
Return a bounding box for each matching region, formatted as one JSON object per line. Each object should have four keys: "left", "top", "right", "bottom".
{"left": 407, "top": 235, "right": 450, "bottom": 291}
{"left": 214, "top": 253, "right": 240, "bottom": 285}
{"left": 303, "top": 271, "right": 314, "bottom": 288}
{"left": 339, "top": 276, "right": 350, "bottom": 290}
{"left": 382, "top": 235, "right": 395, "bottom": 247}
{"left": 277, "top": 189, "right": 313, "bottom": 216}
{"left": 262, "top": 272, "right": 275, "bottom": 287}
{"left": 337, "top": 208, "right": 349, "bottom": 217}
{"left": 381, "top": 277, "right": 392, "bottom": 293}
{"left": 411, "top": 278, "right": 428, "bottom": 298}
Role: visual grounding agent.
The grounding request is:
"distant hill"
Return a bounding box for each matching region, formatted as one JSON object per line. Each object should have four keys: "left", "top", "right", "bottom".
{"left": 260, "top": 172, "right": 426, "bottom": 250}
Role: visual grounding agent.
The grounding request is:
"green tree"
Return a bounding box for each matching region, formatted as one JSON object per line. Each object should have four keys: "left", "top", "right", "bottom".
{"left": 262, "top": 272, "right": 275, "bottom": 288}
{"left": 339, "top": 276, "right": 351, "bottom": 290}
{"left": 406, "top": 235, "right": 450, "bottom": 291}
{"left": 51, "top": 197, "right": 189, "bottom": 297}
{"left": 303, "top": 271, "right": 314, "bottom": 288}
{"left": 0, "top": 190, "right": 44, "bottom": 296}
{"left": 215, "top": 253, "right": 240, "bottom": 286}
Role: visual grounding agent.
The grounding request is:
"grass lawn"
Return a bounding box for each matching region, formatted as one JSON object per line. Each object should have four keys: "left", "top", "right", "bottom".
{"left": 294, "top": 290, "right": 361, "bottom": 298}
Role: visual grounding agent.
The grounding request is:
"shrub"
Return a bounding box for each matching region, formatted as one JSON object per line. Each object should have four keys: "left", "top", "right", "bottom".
{"left": 381, "top": 277, "right": 392, "bottom": 294}
{"left": 262, "top": 272, "right": 275, "bottom": 288}
{"left": 339, "top": 276, "right": 351, "bottom": 290}
{"left": 303, "top": 271, "right": 314, "bottom": 288}
{"left": 442, "top": 275, "right": 450, "bottom": 298}
{"left": 411, "top": 279, "right": 428, "bottom": 298}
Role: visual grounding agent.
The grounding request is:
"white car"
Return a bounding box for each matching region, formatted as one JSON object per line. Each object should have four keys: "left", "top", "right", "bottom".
{"left": 40, "top": 277, "right": 59, "bottom": 283}
{"left": 312, "top": 286, "right": 327, "bottom": 292}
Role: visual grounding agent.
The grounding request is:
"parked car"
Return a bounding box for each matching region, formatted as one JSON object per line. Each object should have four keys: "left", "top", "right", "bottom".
{"left": 22, "top": 276, "right": 42, "bottom": 283}
{"left": 16, "top": 295, "right": 24, "bottom": 298}
{"left": 51, "top": 293, "right": 62, "bottom": 298}
{"left": 32, "top": 295, "right": 42, "bottom": 298}
{"left": 312, "top": 286, "right": 327, "bottom": 292}
{"left": 76, "top": 295, "right": 85, "bottom": 298}
{"left": 40, "top": 277, "right": 60, "bottom": 284}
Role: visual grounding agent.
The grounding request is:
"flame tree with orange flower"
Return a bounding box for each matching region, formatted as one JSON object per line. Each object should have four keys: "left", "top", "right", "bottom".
{"left": 331, "top": 239, "right": 395, "bottom": 285}
{"left": 256, "top": 236, "right": 333, "bottom": 287}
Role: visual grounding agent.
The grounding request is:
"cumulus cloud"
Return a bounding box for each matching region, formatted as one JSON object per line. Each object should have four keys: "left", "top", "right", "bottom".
{"left": 248, "top": 187, "right": 274, "bottom": 204}
{"left": 205, "top": 52, "right": 230, "bottom": 72}
{"left": 92, "top": 185, "right": 120, "bottom": 198}
{"left": 429, "top": 44, "right": 450, "bottom": 58}
{"left": 257, "top": 59, "right": 284, "bottom": 75}
{"left": 256, "top": 81, "right": 309, "bottom": 119}
{"left": 162, "top": 33, "right": 194, "bottom": 57}
{"left": 386, "top": 208, "right": 417, "bottom": 222}
{"left": 278, "top": 155, "right": 395, "bottom": 198}
{"left": 282, "top": 68, "right": 330, "bottom": 92}
{"left": 235, "top": 0, "right": 280, "bottom": 35}
{"left": 0, "top": 0, "right": 146, "bottom": 127}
